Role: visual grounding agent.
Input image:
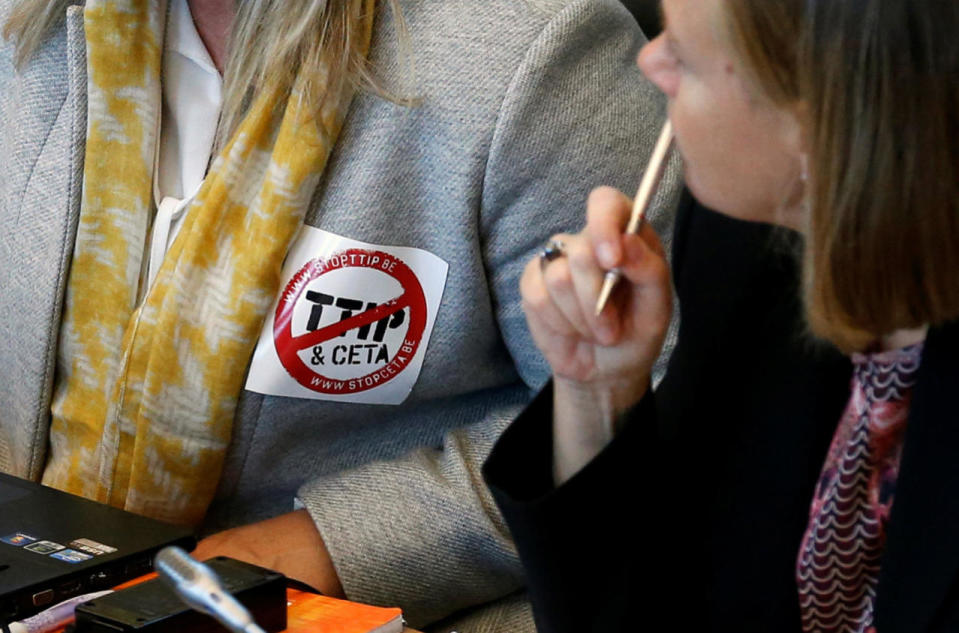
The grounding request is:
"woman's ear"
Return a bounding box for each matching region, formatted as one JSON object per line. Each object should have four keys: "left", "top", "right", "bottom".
{"left": 779, "top": 101, "right": 812, "bottom": 232}
{"left": 781, "top": 101, "right": 810, "bottom": 185}
{"left": 793, "top": 101, "right": 814, "bottom": 190}
{"left": 790, "top": 100, "right": 812, "bottom": 156}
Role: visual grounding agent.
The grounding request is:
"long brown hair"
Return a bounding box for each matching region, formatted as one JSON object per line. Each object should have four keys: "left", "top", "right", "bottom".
{"left": 724, "top": 0, "right": 959, "bottom": 352}
{"left": 3, "top": 0, "right": 413, "bottom": 146}
{"left": 800, "top": 0, "right": 959, "bottom": 351}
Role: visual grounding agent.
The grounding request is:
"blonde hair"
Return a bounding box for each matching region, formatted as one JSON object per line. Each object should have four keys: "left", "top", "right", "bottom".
{"left": 723, "top": 0, "right": 959, "bottom": 352}
{"left": 3, "top": 0, "right": 412, "bottom": 144}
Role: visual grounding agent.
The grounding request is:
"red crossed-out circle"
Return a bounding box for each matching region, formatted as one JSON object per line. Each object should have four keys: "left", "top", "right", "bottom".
{"left": 273, "top": 248, "right": 427, "bottom": 394}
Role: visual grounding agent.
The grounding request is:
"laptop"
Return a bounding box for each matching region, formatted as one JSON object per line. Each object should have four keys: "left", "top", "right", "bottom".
{"left": 0, "top": 472, "right": 196, "bottom": 623}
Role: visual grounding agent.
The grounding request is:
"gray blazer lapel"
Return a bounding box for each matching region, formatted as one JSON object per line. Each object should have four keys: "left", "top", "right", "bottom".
{"left": 0, "top": 6, "right": 87, "bottom": 478}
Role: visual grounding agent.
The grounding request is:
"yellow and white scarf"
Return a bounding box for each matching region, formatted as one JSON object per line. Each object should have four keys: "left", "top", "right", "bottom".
{"left": 43, "top": 0, "right": 374, "bottom": 525}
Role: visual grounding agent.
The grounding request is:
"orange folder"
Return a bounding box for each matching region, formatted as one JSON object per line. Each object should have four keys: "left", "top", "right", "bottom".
{"left": 285, "top": 589, "right": 403, "bottom": 633}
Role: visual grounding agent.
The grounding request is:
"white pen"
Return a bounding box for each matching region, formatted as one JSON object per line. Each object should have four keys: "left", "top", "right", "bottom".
{"left": 7, "top": 590, "right": 113, "bottom": 633}
{"left": 594, "top": 120, "right": 675, "bottom": 315}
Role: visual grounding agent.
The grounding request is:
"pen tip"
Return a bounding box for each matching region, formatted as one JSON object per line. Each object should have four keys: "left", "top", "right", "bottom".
{"left": 594, "top": 276, "right": 616, "bottom": 316}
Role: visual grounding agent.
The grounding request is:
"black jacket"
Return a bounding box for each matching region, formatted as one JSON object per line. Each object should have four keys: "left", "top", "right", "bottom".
{"left": 484, "top": 194, "right": 959, "bottom": 632}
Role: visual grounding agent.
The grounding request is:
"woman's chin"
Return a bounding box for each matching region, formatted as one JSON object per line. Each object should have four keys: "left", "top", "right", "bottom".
{"left": 683, "top": 171, "right": 786, "bottom": 227}
{"left": 682, "top": 170, "right": 730, "bottom": 217}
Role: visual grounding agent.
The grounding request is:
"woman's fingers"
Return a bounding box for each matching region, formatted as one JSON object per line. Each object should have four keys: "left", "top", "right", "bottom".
{"left": 638, "top": 219, "right": 667, "bottom": 259}
{"left": 520, "top": 255, "right": 578, "bottom": 338}
{"left": 584, "top": 187, "right": 670, "bottom": 327}
{"left": 617, "top": 229, "right": 670, "bottom": 289}
{"left": 565, "top": 233, "right": 619, "bottom": 344}
{"left": 518, "top": 186, "right": 674, "bottom": 389}
{"left": 586, "top": 186, "right": 667, "bottom": 268}
{"left": 520, "top": 183, "right": 672, "bottom": 356}
{"left": 540, "top": 234, "right": 595, "bottom": 340}
{"left": 521, "top": 231, "right": 616, "bottom": 344}
{"left": 586, "top": 186, "right": 633, "bottom": 269}
{"left": 617, "top": 232, "right": 672, "bottom": 336}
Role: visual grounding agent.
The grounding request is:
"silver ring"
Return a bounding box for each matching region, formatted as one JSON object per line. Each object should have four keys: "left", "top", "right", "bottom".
{"left": 540, "top": 239, "right": 566, "bottom": 272}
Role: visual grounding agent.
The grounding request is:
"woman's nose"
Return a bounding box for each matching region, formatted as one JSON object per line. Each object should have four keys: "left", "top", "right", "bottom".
{"left": 637, "top": 34, "right": 677, "bottom": 97}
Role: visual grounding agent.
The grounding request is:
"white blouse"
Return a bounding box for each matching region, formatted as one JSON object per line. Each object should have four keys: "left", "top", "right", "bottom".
{"left": 147, "top": 0, "right": 223, "bottom": 290}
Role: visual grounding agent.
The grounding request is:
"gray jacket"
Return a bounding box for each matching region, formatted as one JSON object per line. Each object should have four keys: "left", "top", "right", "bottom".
{"left": 0, "top": 0, "right": 680, "bottom": 629}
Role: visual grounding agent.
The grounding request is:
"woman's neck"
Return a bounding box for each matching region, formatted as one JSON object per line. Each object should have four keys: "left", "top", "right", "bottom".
{"left": 879, "top": 325, "right": 928, "bottom": 351}
{"left": 187, "top": 0, "right": 234, "bottom": 74}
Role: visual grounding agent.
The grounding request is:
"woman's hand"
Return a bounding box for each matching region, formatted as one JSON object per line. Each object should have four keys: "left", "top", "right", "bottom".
{"left": 192, "top": 510, "right": 345, "bottom": 597}
{"left": 520, "top": 187, "right": 673, "bottom": 482}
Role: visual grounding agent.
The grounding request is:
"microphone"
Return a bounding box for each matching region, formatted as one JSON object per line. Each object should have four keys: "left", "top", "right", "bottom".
{"left": 154, "top": 547, "right": 267, "bottom": 633}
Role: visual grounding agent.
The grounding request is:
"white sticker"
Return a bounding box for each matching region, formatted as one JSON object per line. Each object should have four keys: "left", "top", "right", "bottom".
{"left": 69, "top": 538, "right": 117, "bottom": 556}
{"left": 246, "top": 227, "right": 449, "bottom": 405}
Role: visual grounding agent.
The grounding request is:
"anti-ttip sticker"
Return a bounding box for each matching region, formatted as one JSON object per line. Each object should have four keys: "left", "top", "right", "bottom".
{"left": 246, "top": 228, "right": 448, "bottom": 405}
{"left": 273, "top": 249, "right": 425, "bottom": 394}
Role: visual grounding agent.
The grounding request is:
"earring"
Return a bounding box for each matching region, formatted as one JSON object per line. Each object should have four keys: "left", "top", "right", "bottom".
{"left": 799, "top": 152, "right": 809, "bottom": 183}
